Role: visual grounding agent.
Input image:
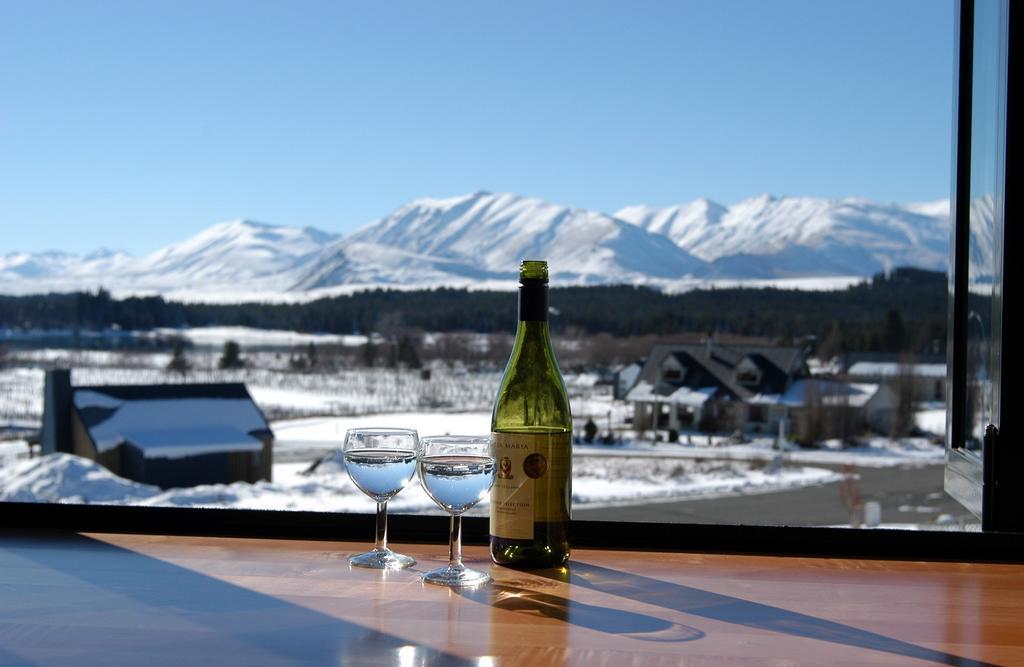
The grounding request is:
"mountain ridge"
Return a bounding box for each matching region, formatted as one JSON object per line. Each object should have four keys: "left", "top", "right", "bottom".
{"left": 0, "top": 192, "right": 952, "bottom": 298}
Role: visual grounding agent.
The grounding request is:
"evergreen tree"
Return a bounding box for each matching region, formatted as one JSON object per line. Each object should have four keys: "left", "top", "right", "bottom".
{"left": 166, "top": 339, "right": 190, "bottom": 375}
{"left": 218, "top": 340, "right": 244, "bottom": 369}
{"left": 817, "top": 320, "right": 844, "bottom": 362}
{"left": 362, "top": 338, "right": 378, "bottom": 367}
{"left": 882, "top": 309, "right": 907, "bottom": 353}
{"left": 397, "top": 335, "right": 421, "bottom": 369}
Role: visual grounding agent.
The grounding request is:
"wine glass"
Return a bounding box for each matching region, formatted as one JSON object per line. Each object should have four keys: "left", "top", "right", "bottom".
{"left": 343, "top": 427, "right": 419, "bottom": 569}
{"left": 417, "top": 435, "right": 496, "bottom": 586}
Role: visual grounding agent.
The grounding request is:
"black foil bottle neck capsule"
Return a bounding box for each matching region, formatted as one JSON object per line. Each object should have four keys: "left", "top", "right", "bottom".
{"left": 518, "top": 278, "right": 548, "bottom": 322}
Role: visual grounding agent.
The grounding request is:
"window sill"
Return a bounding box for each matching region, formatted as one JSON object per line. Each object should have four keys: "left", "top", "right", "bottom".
{"left": 1, "top": 529, "right": 1021, "bottom": 665}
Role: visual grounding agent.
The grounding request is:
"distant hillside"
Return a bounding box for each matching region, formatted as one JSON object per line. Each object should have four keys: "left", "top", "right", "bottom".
{"left": 616, "top": 194, "right": 949, "bottom": 277}
{"left": 1, "top": 191, "right": 951, "bottom": 297}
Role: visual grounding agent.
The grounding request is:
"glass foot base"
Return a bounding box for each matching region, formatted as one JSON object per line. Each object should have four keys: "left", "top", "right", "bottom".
{"left": 421, "top": 563, "right": 491, "bottom": 587}
{"left": 349, "top": 548, "right": 416, "bottom": 570}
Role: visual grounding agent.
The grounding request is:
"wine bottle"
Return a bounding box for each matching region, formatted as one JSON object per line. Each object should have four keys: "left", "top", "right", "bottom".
{"left": 490, "top": 260, "right": 572, "bottom": 568}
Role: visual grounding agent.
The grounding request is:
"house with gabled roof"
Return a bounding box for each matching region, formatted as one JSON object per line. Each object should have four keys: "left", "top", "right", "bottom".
{"left": 626, "top": 339, "right": 809, "bottom": 435}
{"left": 842, "top": 352, "right": 946, "bottom": 403}
{"left": 41, "top": 370, "right": 273, "bottom": 488}
{"left": 779, "top": 377, "right": 896, "bottom": 443}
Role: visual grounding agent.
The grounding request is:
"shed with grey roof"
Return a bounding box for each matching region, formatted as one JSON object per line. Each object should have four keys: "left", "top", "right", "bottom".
{"left": 42, "top": 370, "right": 273, "bottom": 488}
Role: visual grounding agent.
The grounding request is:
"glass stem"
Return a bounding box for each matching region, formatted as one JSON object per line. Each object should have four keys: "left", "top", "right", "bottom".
{"left": 449, "top": 512, "right": 462, "bottom": 569}
{"left": 375, "top": 501, "right": 388, "bottom": 552}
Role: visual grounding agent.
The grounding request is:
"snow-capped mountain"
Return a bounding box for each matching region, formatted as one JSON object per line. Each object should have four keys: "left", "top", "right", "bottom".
{"left": 966, "top": 195, "right": 995, "bottom": 284}
{"left": 615, "top": 198, "right": 728, "bottom": 250}
{"left": 123, "top": 219, "right": 336, "bottom": 290}
{"left": 295, "top": 191, "right": 706, "bottom": 288}
{"left": 615, "top": 195, "right": 950, "bottom": 278}
{"left": 0, "top": 249, "right": 135, "bottom": 282}
{"left": 0, "top": 251, "right": 78, "bottom": 279}
{"left": 292, "top": 240, "right": 496, "bottom": 290}
{"left": 1, "top": 220, "right": 337, "bottom": 295}
{"left": 1, "top": 191, "right": 953, "bottom": 299}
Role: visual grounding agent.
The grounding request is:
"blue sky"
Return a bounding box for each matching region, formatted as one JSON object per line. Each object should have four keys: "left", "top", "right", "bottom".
{"left": 1, "top": 1, "right": 954, "bottom": 255}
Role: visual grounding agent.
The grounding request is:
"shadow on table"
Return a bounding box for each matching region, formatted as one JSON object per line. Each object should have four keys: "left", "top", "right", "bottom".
{"left": 0, "top": 532, "right": 469, "bottom": 667}
{"left": 532, "top": 560, "right": 997, "bottom": 667}
{"left": 456, "top": 580, "right": 704, "bottom": 643}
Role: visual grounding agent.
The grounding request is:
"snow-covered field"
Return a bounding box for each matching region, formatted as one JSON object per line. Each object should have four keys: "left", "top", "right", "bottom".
{"left": 0, "top": 446, "right": 844, "bottom": 514}
{"left": 0, "top": 354, "right": 502, "bottom": 422}
{"left": 915, "top": 407, "right": 946, "bottom": 437}
{"left": 0, "top": 405, "right": 938, "bottom": 514}
{"left": 150, "top": 326, "right": 369, "bottom": 349}
{"left": 575, "top": 436, "right": 945, "bottom": 469}
{"left": 0, "top": 338, "right": 947, "bottom": 515}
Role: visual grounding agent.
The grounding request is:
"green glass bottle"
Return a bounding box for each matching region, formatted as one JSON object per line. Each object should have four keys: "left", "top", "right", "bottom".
{"left": 490, "top": 260, "right": 572, "bottom": 568}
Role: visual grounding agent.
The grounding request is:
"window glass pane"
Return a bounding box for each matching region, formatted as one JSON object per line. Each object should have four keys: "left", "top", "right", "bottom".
{"left": 1, "top": 2, "right": 978, "bottom": 531}
{"left": 962, "top": 0, "right": 1006, "bottom": 453}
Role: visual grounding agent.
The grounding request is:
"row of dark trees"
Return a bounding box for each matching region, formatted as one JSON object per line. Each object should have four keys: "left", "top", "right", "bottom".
{"left": 0, "top": 268, "right": 950, "bottom": 359}
{"left": 167, "top": 339, "right": 246, "bottom": 374}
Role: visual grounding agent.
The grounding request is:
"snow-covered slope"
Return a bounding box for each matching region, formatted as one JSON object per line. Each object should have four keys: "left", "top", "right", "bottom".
{"left": 616, "top": 195, "right": 950, "bottom": 278}
{"left": 616, "top": 198, "right": 728, "bottom": 249}
{"left": 1, "top": 251, "right": 85, "bottom": 280}
{"left": 1, "top": 192, "right": 954, "bottom": 297}
{"left": 966, "top": 195, "right": 995, "bottom": 285}
{"left": 125, "top": 219, "right": 336, "bottom": 290}
{"left": 320, "top": 190, "right": 706, "bottom": 285}
{"left": 0, "top": 249, "right": 135, "bottom": 288}
{"left": 1, "top": 220, "right": 337, "bottom": 295}
{"left": 293, "top": 240, "right": 499, "bottom": 290}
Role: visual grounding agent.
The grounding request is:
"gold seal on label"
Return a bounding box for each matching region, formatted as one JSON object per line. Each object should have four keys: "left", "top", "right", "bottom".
{"left": 523, "top": 453, "right": 547, "bottom": 479}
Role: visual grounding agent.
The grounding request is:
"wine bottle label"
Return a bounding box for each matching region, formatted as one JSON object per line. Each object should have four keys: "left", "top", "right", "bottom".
{"left": 490, "top": 432, "right": 571, "bottom": 540}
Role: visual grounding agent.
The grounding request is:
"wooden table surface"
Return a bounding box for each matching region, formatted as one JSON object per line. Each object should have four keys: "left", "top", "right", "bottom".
{"left": 0, "top": 531, "right": 1021, "bottom": 666}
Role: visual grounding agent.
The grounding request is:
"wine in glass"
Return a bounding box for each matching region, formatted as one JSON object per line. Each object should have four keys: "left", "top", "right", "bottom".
{"left": 343, "top": 427, "right": 419, "bottom": 569}
{"left": 418, "top": 435, "right": 496, "bottom": 586}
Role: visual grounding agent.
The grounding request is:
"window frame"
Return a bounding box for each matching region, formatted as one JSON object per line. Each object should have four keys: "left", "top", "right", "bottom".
{"left": 3, "top": 0, "right": 1023, "bottom": 561}
{"left": 945, "top": 0, "right": 1024, "bottom": 533}
{"left": 3, "top": 501, "right": 1023, "bottom": 561}
{"left": 946, "top": 0, "right": 986, "bottom": 521}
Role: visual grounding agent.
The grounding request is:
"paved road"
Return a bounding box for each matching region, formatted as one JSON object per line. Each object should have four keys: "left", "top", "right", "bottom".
{"left": 574, "top": 463, "right": 975, "bottom": 527}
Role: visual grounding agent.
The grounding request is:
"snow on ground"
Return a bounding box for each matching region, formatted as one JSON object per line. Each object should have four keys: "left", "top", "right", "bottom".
{"left": 150, "top": 326, "right": 368, "bottom": 348}
{"left": 0, "top": 453, "right": 160, "bottom": 504}
{"left": 6, "top": 276, "right": 864, "bottom": 304}
{"left": 789, "top": 438, "right": 943, "bottom": 466}
{"left": 0, "top": 367, "right": 44, "bottom": 424}
{"left": 0, "top": 448, "right": 840, "bottom": 514}
{"left": 0, "top": 411, "right": 845, "bottom": 511}
{"left": 0, "top": 440, "right": 30, "bottom": 465}
{"left": 273, "top": 411, "right": 944, "bottom": 469}
{"left": 0, "top": 348, "right": 947, "bottom": 514}
{"left": 660, "top": 275, "right": 866, "bottom": 295}
{"left": 0, "top": 364, "right": 502, "bottom": 423}
{"left": 273, "top": 411, "right": 491, "bottom": 461}
{"left": 576, "top": 436, "right": 944, "bottom": 468}
{"left": 0, "top": 408, "right": 943, "bottom": 513}
{"left": 571, "top": 457, "right": 840, "bottom": 508}
{"left": 9, "top": 349, "right": 170, "bottom": 368}
{"left": 915, "top": 408, "right": 946, "bottom": 436}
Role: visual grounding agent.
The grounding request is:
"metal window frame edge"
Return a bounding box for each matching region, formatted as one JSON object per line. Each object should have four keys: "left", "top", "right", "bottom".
{"left": 2, "top": 503, "right": 1022, "bottom": 562}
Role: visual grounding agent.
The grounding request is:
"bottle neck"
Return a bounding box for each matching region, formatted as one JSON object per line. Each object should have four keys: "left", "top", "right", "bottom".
{"left": 518, "top": 280, "right": 548, "bottom": 322}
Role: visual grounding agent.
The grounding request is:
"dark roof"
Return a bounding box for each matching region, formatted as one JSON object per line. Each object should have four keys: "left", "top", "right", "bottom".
{"left": 70, "top": 383, "right": 272, "bottom": 458}
{"left": 73, "top": 383, "right": 257, "bottom": 402}
{"left": 635, "top": 343, "right": 807, "bottom": 401}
